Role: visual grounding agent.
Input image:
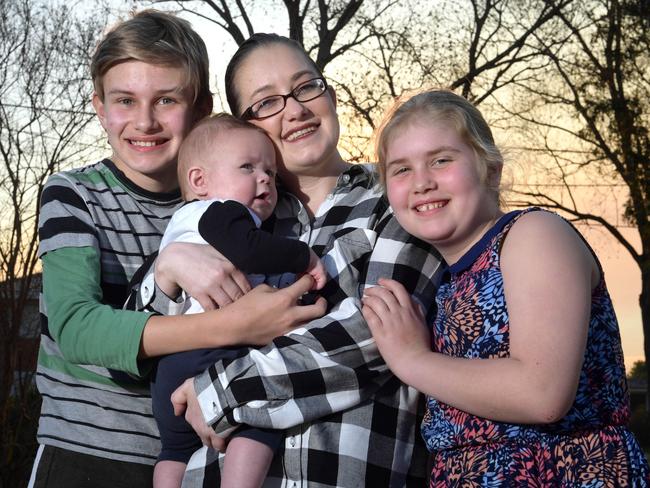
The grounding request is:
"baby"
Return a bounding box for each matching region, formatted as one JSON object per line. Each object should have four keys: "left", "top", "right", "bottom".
{"left": 152, "top": 113, "right": 327, "bottom": 488}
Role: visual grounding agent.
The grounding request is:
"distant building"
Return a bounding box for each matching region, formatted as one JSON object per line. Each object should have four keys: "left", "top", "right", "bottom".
{"left": 1, "top": 273, "right": 41, "bottom": 390}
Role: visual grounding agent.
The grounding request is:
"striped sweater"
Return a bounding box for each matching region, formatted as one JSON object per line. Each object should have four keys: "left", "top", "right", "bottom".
{"left": 36, "top": 159, "right": 182, "bottom": 464}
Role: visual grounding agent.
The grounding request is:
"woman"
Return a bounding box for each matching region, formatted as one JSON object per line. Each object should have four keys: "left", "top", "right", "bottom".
{"left": 142, "top": 34, "right": 443, "bottom": 487}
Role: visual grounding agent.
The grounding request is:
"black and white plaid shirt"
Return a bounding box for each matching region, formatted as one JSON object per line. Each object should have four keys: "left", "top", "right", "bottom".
{"left": 137, "top": 164, "right": 443, "bottom": 487}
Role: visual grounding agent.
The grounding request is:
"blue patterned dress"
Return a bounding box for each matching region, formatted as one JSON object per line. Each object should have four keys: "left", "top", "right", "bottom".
{"left": 422, "top": 208, "right": 650, "bottom": 487}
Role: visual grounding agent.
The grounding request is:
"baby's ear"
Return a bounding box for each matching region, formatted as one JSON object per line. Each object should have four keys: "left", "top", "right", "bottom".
{"left": 187, "top": 166, "right": 208, "bottom": 197}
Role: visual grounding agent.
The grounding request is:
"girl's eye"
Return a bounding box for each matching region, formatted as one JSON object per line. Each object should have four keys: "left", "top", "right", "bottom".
{"left": 432, "top": 157, "right": 450, "bottom": 166}
{"left": 158, "top": 97, "right": 175, "bottom": 105}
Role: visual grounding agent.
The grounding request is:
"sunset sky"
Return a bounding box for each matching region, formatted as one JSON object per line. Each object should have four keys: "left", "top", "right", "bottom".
{"left": 126, "top": 2, "right": 646, "bottom": 372}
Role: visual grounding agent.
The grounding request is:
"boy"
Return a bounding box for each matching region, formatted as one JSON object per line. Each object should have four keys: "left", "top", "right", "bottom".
{"left": 151, "top": 113, "right": 326, "bottom": 488}
{"left": 29, "top": 10, "right": 213, "bottom": 487}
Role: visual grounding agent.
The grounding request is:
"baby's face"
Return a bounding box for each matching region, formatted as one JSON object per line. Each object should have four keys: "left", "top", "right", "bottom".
{"left": 204, "top": 128, "right": 278, "bottom": 221}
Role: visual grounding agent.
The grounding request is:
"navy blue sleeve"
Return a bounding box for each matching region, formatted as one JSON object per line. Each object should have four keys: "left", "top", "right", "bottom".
{"left": 198, "top": 200, "right": 310, "bottom": 274}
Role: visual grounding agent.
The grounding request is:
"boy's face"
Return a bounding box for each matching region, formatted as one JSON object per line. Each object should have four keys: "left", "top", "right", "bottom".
{"left": 203, "top": 128, "right": 278, "bottom": 221}
{"left": 92, "top": 60, "right": 198, "bottom": 193}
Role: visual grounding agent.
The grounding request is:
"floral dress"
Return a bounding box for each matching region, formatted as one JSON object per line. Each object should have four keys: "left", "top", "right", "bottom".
{"left": 423, "top": 208, "right": 650, "bottom": 487}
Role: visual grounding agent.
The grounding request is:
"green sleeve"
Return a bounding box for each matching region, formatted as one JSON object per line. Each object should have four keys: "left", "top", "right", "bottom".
{"left": 42, "top": 246, "right": 152, "bottom": 375}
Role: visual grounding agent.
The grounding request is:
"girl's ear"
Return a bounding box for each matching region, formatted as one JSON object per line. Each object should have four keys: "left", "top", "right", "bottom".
{"left": 187, "top": 166, "right": 209, "bottom": 198}
{"left": 490, "top": 162, "right": 503, "bottom": 188}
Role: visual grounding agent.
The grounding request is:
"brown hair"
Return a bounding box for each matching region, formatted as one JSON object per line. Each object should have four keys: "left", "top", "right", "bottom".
{"left": 224, "top": 33, "right": 323, "bottom": 117}
{"left": 376, "top": 89, "right": 503, "bottom": 202}
{"left": 91, "top": 9, "right": 212, "bottom": 114}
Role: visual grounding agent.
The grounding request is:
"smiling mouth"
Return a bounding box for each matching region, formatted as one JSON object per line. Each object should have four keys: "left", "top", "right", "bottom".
{"left": 284, "top": 126, "right": 316, "bottom": 142}
{"left": 415, "top": 201, "right": 446, "bottom": 212}
{"left": 129, "top": 139, "right": 164, "bottom": 147}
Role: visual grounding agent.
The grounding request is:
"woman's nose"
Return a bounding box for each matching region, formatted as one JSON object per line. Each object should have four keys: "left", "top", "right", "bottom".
{"left": 283, "top": 95, "right": 309, "bottom": 119}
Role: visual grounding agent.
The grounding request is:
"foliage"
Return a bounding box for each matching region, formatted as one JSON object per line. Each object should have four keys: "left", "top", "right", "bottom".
{"left": 628, "top": 361, "right": 647, "bottom": 382}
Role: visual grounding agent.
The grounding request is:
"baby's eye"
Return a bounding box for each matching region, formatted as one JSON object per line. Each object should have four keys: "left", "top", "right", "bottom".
{"left": 240, "top": 163, "right": 254, "bottom": 172}
{"left": 391, "top": 166, "right": 410, "bottom": 176}
{"left": 265, "top": 169, "right": 276, "bottom": 178}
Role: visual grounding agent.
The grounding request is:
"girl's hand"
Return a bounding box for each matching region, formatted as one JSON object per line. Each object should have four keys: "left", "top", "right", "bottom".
{"left": 155, "top": 242, "right": 251, "bottom": 310}
{"left": 362, "top": 278, "right": 431, "bottom": 382}
{"left": 222, "top": 274, "right": 328, "bottom": 346}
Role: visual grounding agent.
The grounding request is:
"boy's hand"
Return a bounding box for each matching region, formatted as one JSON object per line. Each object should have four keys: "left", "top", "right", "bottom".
{"left": 156, "top": 242, "right": 251, "bottom": 309}
{"left": 306, "top": 249, "right": 327, "bottom": 290}
{"left": 223, "top": 274, "right": 327, "bottom": 345}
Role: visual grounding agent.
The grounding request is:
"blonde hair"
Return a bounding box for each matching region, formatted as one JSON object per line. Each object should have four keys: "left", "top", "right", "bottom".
{"left": 376, "top": 89, "right": 503, "bottom": 203}
{"left": 91, "top": 9, "right": 212, "bottom": 113}
{"left": 177, "top": 113, "right": 272, "bottom": 200}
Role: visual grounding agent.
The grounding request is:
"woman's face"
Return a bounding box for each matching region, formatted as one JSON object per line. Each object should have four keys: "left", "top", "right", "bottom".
{"left": 232, "top": 43, "right": 341, "bottom": 177}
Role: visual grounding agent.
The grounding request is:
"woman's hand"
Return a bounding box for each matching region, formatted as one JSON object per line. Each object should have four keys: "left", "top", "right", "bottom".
{"left": 221, "top": 274, "right": 328, "bottom": 346}
{"left": 155, "top": 242, "right": 251, "bottom": 310}
{"left": 361, "top": 278, "right": 431, "bottom": 382}
{"left": 171, "top": 378, "right": 227, "bottom": 452}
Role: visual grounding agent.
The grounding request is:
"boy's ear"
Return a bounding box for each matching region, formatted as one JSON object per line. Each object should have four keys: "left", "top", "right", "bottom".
{"left": 195, "top": 97, "right": 213, "bottom": 122}
{"left": 92, "top": 93, "right": 108, "bottom": 130}
{"left": 187, "top": 166, "right": 208, "bottom": 197}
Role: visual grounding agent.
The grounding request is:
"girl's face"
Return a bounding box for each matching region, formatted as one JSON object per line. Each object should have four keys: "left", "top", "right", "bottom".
{"left": 232, "top": 43, "right": 342, "bottom": 177}
{"left": 383, "top": 118, "right": 502, "bottom": 263}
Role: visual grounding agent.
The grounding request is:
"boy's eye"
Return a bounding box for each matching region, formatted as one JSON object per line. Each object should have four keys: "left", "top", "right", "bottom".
{"left": 117, "top": 98, "right": 133, "bottom": 106}
{"left": 432, "top": 157, "right": 451, "bottom": 166}
{"left": 158, "top": 97, "right": 175, "bottom": 105}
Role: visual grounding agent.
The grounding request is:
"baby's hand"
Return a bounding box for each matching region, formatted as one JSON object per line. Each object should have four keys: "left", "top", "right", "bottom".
{"left": 306, "top": 249, "right": 328, "bottom": 290}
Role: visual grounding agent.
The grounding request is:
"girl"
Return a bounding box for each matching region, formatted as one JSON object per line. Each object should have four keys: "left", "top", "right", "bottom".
{"left": 363, "top": 89, "right": 650, "bottom": 485}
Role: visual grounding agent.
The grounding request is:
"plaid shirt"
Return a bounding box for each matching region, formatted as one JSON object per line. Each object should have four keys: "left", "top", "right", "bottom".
{"left": 136, "top": 164, "right": 443, "bottom": 487}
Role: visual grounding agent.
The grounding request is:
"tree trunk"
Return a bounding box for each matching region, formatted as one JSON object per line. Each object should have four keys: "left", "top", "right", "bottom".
{"left": 640, "top": 260, "right": 650, "bottom": 411}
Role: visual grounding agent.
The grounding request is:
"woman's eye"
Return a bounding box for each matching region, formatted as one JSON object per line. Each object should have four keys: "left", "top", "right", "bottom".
{"left": 257, "top": 97, "right": 280, "bottom": 110}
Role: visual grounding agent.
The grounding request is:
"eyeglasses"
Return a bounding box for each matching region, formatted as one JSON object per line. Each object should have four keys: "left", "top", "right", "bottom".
{"left": 241, "top": 77, "right": 328, "bottom": 120}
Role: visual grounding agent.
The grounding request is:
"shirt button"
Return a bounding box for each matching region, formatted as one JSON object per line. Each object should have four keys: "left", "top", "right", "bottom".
{"left": 289, "top": 436, "right": 296, "bottom": 447}
{"left": 141, "top": 275, "right": 154, "bottom": 302}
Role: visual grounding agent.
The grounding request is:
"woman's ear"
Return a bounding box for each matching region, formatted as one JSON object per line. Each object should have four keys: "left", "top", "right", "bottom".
{"left": 187, "top": 166, "right": 209, "bottom": 198}
{"left": 327, "top": 85, "right": 337, "bottom": 110}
